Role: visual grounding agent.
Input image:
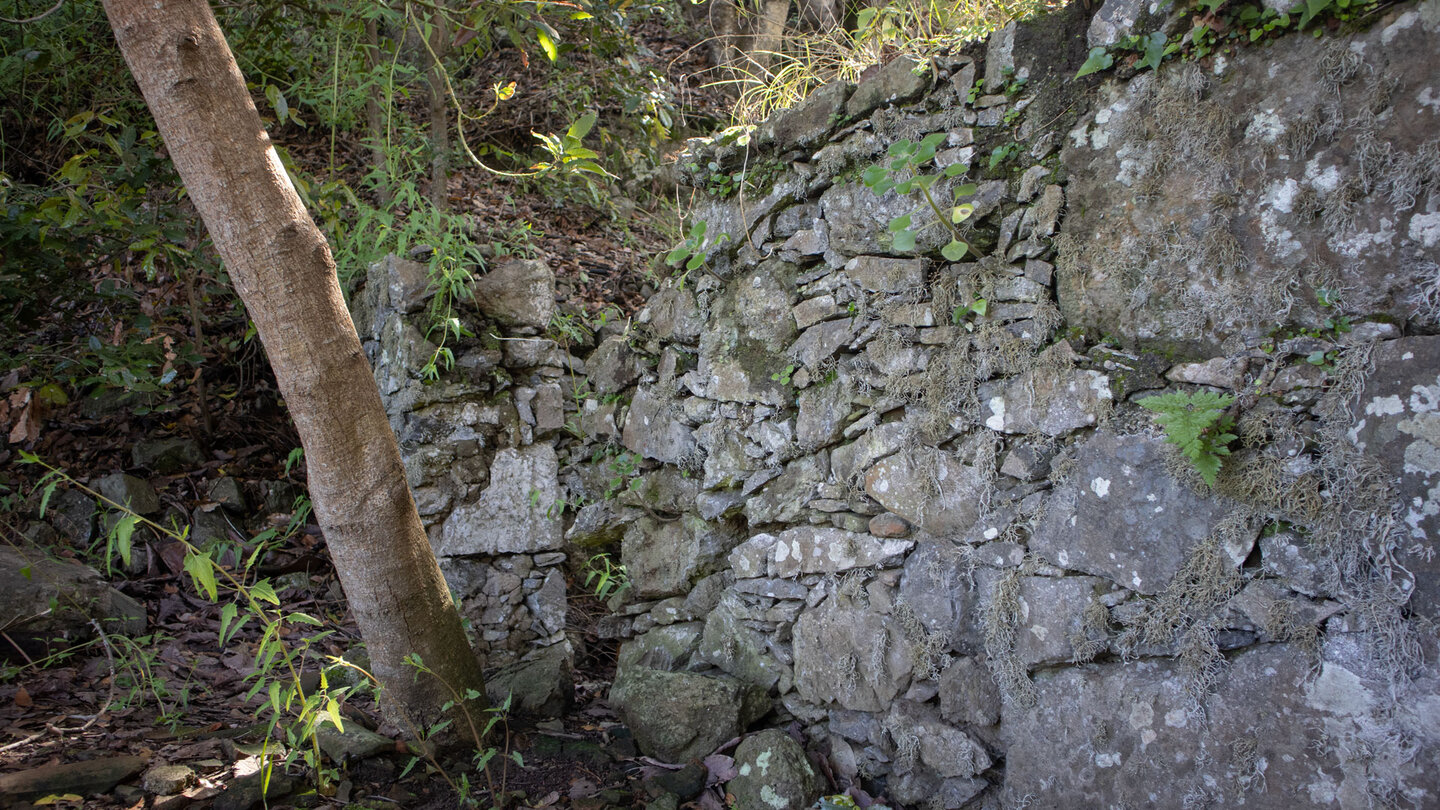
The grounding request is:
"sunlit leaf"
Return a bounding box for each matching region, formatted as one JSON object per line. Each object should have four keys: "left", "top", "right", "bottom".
{"left": 183, "top": 549, "right": 217, "bottom": 601}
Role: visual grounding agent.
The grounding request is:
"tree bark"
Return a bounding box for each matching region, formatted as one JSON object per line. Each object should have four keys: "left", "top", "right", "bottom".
{"left": 426, "top": 9, "right": 450, "bottom": 211}
{"left": 364, "top": 13, "right": 392, "bottom": 207}
{"left": 102, "top": 0, "right": 486, "bottom": 729}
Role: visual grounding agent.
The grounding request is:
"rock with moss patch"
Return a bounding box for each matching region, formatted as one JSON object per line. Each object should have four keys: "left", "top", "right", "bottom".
{"left": 727, "top": 729, "right": 821, "bottom": 810}
{"left": 608, "top": 668, "right": 768, "bottom": 761}
{"left": 469, "top": 258, "right": 554, "bottom": 330}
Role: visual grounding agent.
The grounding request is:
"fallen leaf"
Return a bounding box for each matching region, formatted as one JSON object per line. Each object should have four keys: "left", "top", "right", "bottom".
{"left": 14, "top": 685, "right": 32, "bottom": 707}
{"left": 702, "top": 754, "right": 737, "bottom": 786}
{"left": 7, "top": 388, "right": 39, "bottom": 443}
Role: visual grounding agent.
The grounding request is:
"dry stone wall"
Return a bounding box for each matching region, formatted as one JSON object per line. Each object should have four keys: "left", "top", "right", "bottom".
{"left": 355, "top": 1, "right": 1440, "bottom": 806}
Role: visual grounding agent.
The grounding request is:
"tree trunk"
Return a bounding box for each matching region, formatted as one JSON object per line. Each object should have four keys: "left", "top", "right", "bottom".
{"left": 102, "top": 0, "right": 486, "bottom": 730}
{"left": 364, "top": 13, "right": 392, "bottom": 207}
{"left": 426, "top": 10, "right": 450, "bottom": 211}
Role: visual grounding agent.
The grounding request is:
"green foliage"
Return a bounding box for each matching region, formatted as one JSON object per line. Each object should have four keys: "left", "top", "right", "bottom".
{"left": 1138, "top": 391, "right": 1238, "bottom": 487}
{"left": 1076, "top": 31, "right": 1178, "bottom": 79}
{"left": 770, "top": 364, "right": 798, "bottom": 386}
{"left": 530, "top": 112, "right": 615, "bottom": 209}
{"left": 20, "top": 452, "right": 350, "bottom": 793}
{"left": 815, "top": 795, "right": 891, "bottom": 810}
{"left": 602, "top": 450, "right": 642, "bottom": 500}
{"left": 1076, "top": 46, "right": 1115, "bottom": 78}
{"left": 664, "top": 219, "right": 729, "bottom": 284}
{"left": 861, "top": 133, "right": 976, "bottom": 261}
{"left": 583, "top": 553, "right": 630, "bottom": 601}
{"left": 400, "top": 656, "right": 521, "bottom": 809}
{"left": 951, "top": 297, "right": 989, "bottom": 331}
{"left": 420, "top": 256, "right": 477, "bottom": 382}
{"left": 722, "top": 0, "right": 1054, "bottom": 124}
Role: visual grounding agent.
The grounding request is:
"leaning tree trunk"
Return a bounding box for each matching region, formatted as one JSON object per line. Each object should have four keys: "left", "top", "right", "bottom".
{"left": 103, "top": 0, "right": 486, "bottom": 729}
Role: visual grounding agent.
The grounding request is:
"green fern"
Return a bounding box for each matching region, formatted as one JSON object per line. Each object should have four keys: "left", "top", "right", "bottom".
{"left": 1138, "top": 391, "right": 1237, "bottom": 487}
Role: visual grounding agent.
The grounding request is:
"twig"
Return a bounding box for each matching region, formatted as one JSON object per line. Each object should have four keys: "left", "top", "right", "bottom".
{"left": 0, "top": 0, "right": 65, "bottom": 25}
{"left": 0, "top": 620, "right": 117, "bottom": 753}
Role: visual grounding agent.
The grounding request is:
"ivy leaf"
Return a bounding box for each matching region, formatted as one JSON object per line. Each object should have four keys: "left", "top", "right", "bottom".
{"left": 951, "top": 202, "right": 975, "bottom": 224}
{"left": 1075, "top": 47, "right": 1114, "bottom": 78}
{"left": 892, "top": 229, "right": 917, "bottom": 252}
{"left": 943, "top": 163, "right": 969, "bottom": 178}
{"left": 1137, "top": 31, "right": 1168, "bottom": 72}
{"left": 887, "top": 213, "right": 912, "bottom": 232}
{"left": 941, "top": 239, "right": 969, "bottom": 261}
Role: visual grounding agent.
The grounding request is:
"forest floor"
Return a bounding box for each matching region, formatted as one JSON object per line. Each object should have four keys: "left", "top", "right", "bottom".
{"left": 0, "top": 15, "right": 743, "bottom": 810}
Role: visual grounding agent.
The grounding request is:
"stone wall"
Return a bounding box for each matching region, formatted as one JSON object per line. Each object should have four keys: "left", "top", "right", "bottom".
{"left": 354, "top": 1, "right": 1440, "bottom": 806}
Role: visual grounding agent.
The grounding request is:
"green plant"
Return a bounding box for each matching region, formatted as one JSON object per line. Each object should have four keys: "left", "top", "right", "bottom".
{"left": 22, "top": 453, "right": 351, "bottom": 795}
{"left": 987, "top": 141, "right": 1021, "bottom": 169}
{"left": 664, "top": 219, "right": 729, "bottom": 285}
{"left": 716, "top": 0, "right": 1052, "bottom": 124}
{"left": 420, "top": 255, "right": 478, "bottom": 382}
{"left": 395, "top": 657, "right": 522, "bottom": 809}
{"left": 951, "top": 297, "right": 989, "bottom": 331}
{"left": 529, "top": 112, "right": 614, "bottom": 209}
{"left": 583, "top": 553, "right": 630, "bottom": 601}
{"left": 1138, "top": 391, "right": 1238, "bottom": 487}
{"left": 861, "top": 133, "right": 976, "bottom": 261}
{"left": 602, "top": 451, "right": 642, "bottom": 500}
{"left": 770, "top": 364, "right": 797, "bottom": 385}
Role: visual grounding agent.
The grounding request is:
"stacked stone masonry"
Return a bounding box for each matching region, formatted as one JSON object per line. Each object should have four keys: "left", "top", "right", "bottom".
{"left": 354, "top": 1, "right": 1440, "bottom": 806}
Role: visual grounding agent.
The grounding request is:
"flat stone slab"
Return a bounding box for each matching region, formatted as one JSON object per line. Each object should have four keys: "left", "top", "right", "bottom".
{"left": 440, "top": 445, "right": 562, "bottom": 555}
{"left": 1345, "top": 336, "right": 1440, "bottom": 619}
{"left": 1002, "top": 642, "right": 1440, "bottom": 808}
{"left": 0, "top": 755, "right": 146, "bottom": 803}
{"left": 1030, "top": 429, "right": 1234, "bottom": 594}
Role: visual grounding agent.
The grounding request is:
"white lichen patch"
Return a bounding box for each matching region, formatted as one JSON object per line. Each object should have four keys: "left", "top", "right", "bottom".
{"left": 1333, "top": 217, "right": 1398, "bottom": 257}
{"left": 1380, "top": 9, "right": 1420, "bottom": 44}
{"left": 986, "top": 396, "right": 1007, "bottom": 431}
{"left": 1091, "top": 477, "right": 1112, "bottom": 498}
{"left": 1404, "top": 482, "right": 1439, "bottom": 539}
{"left": 1244, "top": 109, "right": 1287, "bottom": 144}
{"left": 1304, "top": 156, "right": 1342, "bottom": 193}
{"left": 1304, "top": 662, "right": 1374, "bottom": 717}
{"left": 1418, "top": 87, "right": 1440, "bottom": 114}
{"left": 1365, "top": 395, "right": 1406, "bottom": 417}
{"left": 1259, "top": 179, "right": 1304, "bottom": 258}
{"left": 1408, "top": 212, "right": 1440, "bottom": 248}
{"left": 1399, "top": 413, "right": 1440, "bottom": 475}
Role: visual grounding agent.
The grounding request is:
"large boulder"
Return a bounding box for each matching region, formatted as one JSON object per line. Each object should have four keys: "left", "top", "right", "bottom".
{"left": 1001, "top": 642, "right": 1440, "bottom": 808}
{"left": 0, "top": 547, "right": 146, "bottom": 647}
{"left": 1057, "top": 11, "right": 1440, "bottom": 357}
{"left": 793, "top": 602, "right": 913, "bottom": 712}
{"left": 608, "top": 668, "right": 768, "bottom": 762}
{"left": 485, "top": 643, "right": 573, "bottom": 716}
{"left": 1345, "top": 336, "right": 1440, "bottom": 619}
{"left": 622, "top": 515, "right": 740, "bottom": 599}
